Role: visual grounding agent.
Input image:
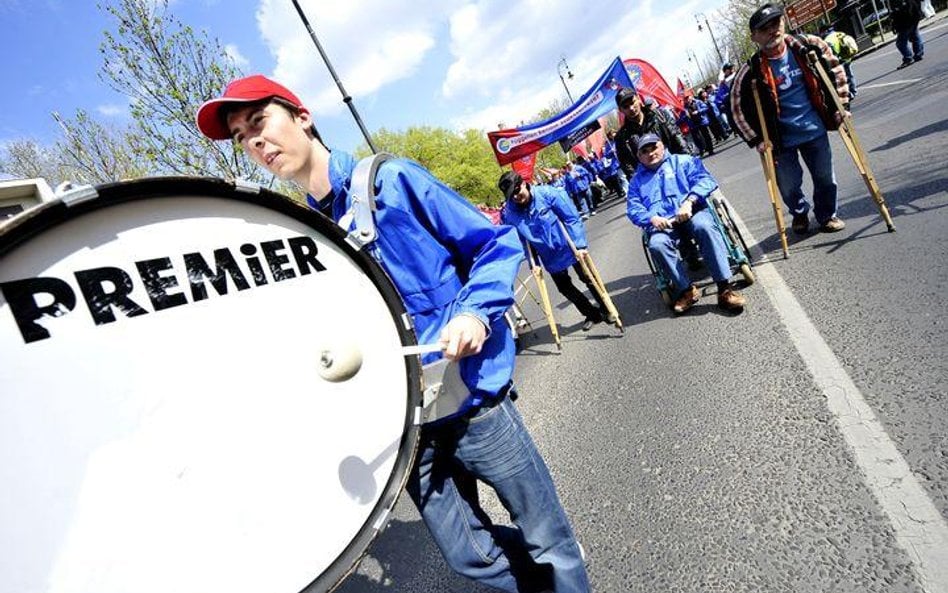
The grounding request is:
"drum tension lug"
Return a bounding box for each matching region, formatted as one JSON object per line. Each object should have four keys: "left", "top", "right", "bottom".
{"left": 233, "top": 179, "right": 262, "bottom": 194}
{"left": 57, "top": 184, "right": 98, "bottom": 207}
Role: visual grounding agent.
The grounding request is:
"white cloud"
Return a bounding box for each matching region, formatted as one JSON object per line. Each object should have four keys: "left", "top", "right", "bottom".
{"left": 96, "top": 104, "right": 126, "bottom": 117}
{"left": 443, "top": 0, "right": 726, "bottom": 131}
{"left": 224, "top": 43, "right": 250, "bottom": 69}
{"left": 248, "top": 0, "right": 729, "bottom": 135}
{"left": 254, "top": 0, "right": 452, "bottom": 115}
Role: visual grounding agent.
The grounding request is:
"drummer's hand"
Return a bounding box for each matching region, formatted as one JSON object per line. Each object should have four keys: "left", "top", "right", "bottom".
{"left": 576, "top": 248, "right": 589, "bottom": 258}
{"left": 756, "top": 140, "right": 772, "bottom": 154}
{"left": 439, "top": 314, "right": 487, "bottom": 361}
{"left": 835, "top": 110, "right": 851, "bottom": 125}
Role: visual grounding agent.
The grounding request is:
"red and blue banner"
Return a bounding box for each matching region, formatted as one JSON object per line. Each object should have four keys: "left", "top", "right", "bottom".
{"left": 488, "top": 57, "right": 633, "bottom": 166}
{"left": 623, "top": 58, "right": 683, "bottom": 112}
{"left": 511, "top": 152, "right": 537, "bottom": 183}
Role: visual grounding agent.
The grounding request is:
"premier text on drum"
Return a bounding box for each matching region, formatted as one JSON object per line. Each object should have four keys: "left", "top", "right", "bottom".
{"left": 1, "top": 235, "right": 327, "bottom": 344}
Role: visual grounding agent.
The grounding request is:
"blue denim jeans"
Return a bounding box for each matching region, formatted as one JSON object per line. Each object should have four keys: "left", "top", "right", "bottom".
{"left": 843, "top": 61, "right": 857, "bottom": 97}
{"left": 773, "top": 133, "right": 838, "bottom": 225}
{"left": 406, "top": 395, "right": 590, "bottom": 593}
{"left": 896, "top": 24, "right": 924, "bottom": 61}
{"left": 647, "top": 207, "right": 731, "bottom": 295}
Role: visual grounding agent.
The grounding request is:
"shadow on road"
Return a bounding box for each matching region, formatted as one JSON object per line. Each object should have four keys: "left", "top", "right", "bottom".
{"left": 748, "top": 175, "right": 948, "bottom": 257}
{"left": 870, "top": 119, "right": 948, "bottom": 152}
{"left": 335, "top": 516, "right": 496, "bottom": 593}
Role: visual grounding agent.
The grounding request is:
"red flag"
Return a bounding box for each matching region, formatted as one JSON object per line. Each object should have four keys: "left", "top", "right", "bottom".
{"left": 623, "top": 59, "right": 683, "bottom": 112}
{"left": 511, "top": 153, "right": 537, "bottom": 183}
{"left": 676, "top": 78, "right": 686, "bottom": 98}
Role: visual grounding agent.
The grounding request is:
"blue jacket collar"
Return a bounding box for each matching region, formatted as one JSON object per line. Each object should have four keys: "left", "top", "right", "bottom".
{"left": 306, "top": 149, "right": 357, "bottom": 221}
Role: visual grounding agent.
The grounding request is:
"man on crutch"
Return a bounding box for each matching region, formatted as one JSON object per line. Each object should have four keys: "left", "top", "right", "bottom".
{"left": 499, "top": 171, "right": 613, "bottom": 332}
{"left": 730, "top": 3, "right": 849, "bottom": 235}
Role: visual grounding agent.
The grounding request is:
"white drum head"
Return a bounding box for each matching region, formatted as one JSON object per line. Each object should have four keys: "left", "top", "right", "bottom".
{"left": 0, "top": 178, "right": 422, "bottom": 593}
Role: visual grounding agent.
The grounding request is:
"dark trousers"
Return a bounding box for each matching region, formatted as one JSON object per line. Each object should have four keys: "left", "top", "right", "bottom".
{"left": 603, "top": 174, "right": 624, "bottom": 199}
{"left": 708, "top": 115, "right": 726, "bottom": 141}
{"left": 549, "top": 263, "right": 608, "bottom": 321}
{"left": 696, "top": 125, "right": 715, "bottom": 153}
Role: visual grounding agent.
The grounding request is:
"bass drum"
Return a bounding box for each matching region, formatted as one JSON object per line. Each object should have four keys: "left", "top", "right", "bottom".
{"left": 0, "top": 177, "right": 423, "bottom": 593}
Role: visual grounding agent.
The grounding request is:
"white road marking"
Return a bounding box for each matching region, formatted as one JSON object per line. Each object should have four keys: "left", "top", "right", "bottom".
{"left": 729, "top": 213, "right": 948, "bottom": 593}
{"left": 859, "top": 78, "right": 923, "bottom": 90}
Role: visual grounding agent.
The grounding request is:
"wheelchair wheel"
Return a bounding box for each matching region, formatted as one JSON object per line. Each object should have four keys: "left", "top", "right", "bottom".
{"left": 713, "top": 196, "right": 753, "bottom": 266}
{"left": 642, "top": 232, "right": 675, "bottom": 308}
{"left": 739, "top": 262, "right": 756, "bottom": 285}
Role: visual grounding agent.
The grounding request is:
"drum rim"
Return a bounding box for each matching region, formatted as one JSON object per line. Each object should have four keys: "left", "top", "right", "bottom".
{"left": 0, "top": 176, "right": 423, "bottom": 593}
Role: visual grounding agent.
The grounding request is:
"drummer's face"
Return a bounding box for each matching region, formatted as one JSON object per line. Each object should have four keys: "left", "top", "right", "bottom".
{"left": 227, "top": 102, "right": 314, "bottom": 180}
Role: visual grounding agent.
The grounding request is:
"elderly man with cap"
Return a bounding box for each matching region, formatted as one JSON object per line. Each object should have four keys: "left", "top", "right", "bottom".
{"left": 614, "top": 87, "right": 691, "bottom": 178}
{"left": 196, "top": 74, "right": 591, "bottom": 593}
{"left": 627, "top": 133, "right": 746, "bottom": 314}
{"left": 499, "top": 171, "right": 612, "bottom": 331}
{"left": 730, "top": 3, "right": 850, "bottom": 234}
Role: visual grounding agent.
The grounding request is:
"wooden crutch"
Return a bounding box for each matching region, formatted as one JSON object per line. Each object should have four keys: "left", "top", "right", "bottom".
{"left": 806, "top": 51, "right": 896, "bottom": 232}
{"left": 556, "top": 220, "right": 624, "bottom": 333}
{"left": 751, "top": 82, "right": 791, "bottom": 259}
{"left": 514, "top": 275, "right": 540, "bottom": 333}
{"left": 525, "top": 244, "right": 562, "bottom": 351}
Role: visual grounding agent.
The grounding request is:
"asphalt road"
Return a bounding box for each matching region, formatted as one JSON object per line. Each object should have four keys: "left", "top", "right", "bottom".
{"left": 337, "top": 18, "right": 948, "bottom": 593}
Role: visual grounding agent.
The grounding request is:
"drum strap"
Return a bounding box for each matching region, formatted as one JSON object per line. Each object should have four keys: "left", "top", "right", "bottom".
{"left": 340, "top": 153, "right": 393, "bottom": 250}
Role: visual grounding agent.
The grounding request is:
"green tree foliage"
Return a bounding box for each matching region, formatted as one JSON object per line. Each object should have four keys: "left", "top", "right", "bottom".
{"left": 3, "top": 0, "right": 265, "bottom": 189}
{"left": 97, "top": 0, "right": 261, "bottom": 181}
{"left": 527, "top": 98, "right": 571, "bottom": 177}
{"left": 0, "top": 140, "right": 66, "bottom": 183}
{"left": 358, "top": 127, "right": 506, "bottom": 206}
{"left": 52, "top": 110, "right": 147, "bottom": 184}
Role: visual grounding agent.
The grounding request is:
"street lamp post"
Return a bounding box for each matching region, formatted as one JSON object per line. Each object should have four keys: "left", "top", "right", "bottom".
{"left": 694, "top": 12, "right": 724, "bottom": 66}
{"left": 557, "top": 57, "right": 575, "bottom": 103}
{"left": 686, "top": 48, "right": 703, "bottom": 87}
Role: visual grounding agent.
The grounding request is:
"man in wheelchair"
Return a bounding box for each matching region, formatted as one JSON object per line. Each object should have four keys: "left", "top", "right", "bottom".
{"left": 626, "top": 134, "right": 746, "bottom": 314}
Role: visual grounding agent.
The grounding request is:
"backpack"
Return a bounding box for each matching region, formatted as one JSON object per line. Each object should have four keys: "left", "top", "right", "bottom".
{"left": 839, "top": 33, "right": 858, "bottom": 60}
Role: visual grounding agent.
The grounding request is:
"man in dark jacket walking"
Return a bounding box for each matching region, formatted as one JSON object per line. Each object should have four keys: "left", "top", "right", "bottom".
{"left": 891, "top": 0, "right": 925, "bottom": 69}
{"left": 614, "top": 88, "right": 690, "bottom": 176}
{"left": 730, "top": 3, "right": 850, "bottom": 233}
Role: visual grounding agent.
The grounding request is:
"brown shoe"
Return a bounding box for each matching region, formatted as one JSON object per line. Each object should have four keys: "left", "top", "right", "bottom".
{"left": 717, "top": 288, "right": 746, "bottom": 311}
{"left": 791, "top": 213, "right": 809, "bottom": 234}
{"left": 820, "top": 217, "right": 846, "bottom": 232}
{"left": 673, "top": 285, "right": 700, "bottom": 314}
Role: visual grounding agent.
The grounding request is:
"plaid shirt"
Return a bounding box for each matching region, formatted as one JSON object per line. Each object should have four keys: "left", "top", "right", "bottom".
{"left": 730, "top": 34, "right": 849, "bottom": 149}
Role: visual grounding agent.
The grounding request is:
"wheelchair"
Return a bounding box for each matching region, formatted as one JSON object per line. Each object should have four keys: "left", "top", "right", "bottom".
{"left": 641, "top": 189, "right": 755, "bottom": 308}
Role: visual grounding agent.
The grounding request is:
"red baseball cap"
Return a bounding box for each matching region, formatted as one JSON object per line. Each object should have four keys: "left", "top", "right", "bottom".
{"left": 196, "top": 75, "right": 306, "bottom": 140}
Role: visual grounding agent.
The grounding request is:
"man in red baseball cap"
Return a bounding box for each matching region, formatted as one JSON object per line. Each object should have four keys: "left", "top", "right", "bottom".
{"left": 196, "top": 76, "right": 592, "bottom": 593}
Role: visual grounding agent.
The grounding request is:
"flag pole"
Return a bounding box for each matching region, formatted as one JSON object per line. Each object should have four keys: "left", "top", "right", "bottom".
{"left": 290, "top": 0, "right": 379, "bottom": 154}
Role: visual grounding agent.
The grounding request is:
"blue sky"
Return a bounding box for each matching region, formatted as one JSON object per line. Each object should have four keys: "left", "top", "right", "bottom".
{"left": 1, "top": 0, "right": 731, "bottom": 157}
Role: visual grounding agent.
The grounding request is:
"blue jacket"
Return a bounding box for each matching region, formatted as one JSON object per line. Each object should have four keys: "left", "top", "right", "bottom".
{"left": 714, "top": 82, "right": 731, "bottom": 111}
{"left": 687, "top": 99, "right": 711, "bottom": 127}
{"left": 626, "top": 153, "right": 718, "bottom": 228}
{"left": 565, "top": 166, "right": 593, "bottom": 194}
{"left": 502, "top": 184, "right": 586, "bottom": 274}
{"left": 600, "top": 142, "right": 621, "bottom": 179}
{"left": 311, "top": 150, "right": 524, "bottom": 416}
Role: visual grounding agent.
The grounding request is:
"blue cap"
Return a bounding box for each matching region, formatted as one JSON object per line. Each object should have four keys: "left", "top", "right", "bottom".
{"left": 635, "top": 133, "right": 661, "bottom": 151}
